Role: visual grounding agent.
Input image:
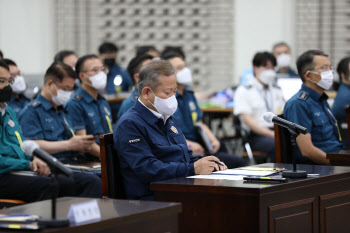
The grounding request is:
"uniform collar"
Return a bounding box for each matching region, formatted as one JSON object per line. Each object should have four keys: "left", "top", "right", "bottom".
{"left": 251, "top": 77, "right": 267, "bottom": 90}
{"left": 132, "top": 87, "right": 139, "bottom": 95}
{"left": 136, "top": 99, "right": 171, "bottom": 124}
{"left": 37, "top": 94, "right": 55, "bottom": 111}
{"left": 0, "top": 103, "right": 7, "bottom": 116}
{"left": 301, "top": 84, "right": 328, "bottom": 101}
{"left": 77, "top": 87, "right": 103, "bottom": 103}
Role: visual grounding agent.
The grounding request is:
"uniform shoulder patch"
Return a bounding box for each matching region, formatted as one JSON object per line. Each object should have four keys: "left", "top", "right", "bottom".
{"left": 298, "top": 91, "right": 309, "bottom": 100}
{"left": 29, "top": 101, "right": 41, "bottom": 107}
{"left": 73, "top": 94, "right": 83, "bottom": 101}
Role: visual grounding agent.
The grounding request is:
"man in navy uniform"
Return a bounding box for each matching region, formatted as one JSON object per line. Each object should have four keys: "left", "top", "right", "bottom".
{"left": 0, "top": 60, "right": 101, "bottom": 202}
{"left": 19, "top": 62, "right": 100, "bottom": 166}
{"left": 117, "top": 54, "right": 153, "bottom": 120}
{"left": 114, "top": 60, "right": 227, "bottom": 200}
{"left": 284, "top": 50, "right": 343, "bottom": 164}
{"left": 3, "top": 59, "right": 31, "bottom": 118}
{"left": 66, "top": 55, "right": 113, "bottom": 158}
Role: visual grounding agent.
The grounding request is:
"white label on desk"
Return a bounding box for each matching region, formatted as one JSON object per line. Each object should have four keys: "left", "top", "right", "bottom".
{"left": 67, "top": 200, "right": 101, "bottom": 224}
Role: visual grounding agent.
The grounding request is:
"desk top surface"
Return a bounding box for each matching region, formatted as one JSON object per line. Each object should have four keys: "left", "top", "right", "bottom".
{"left": 0, "top": 197, "right": 181, "bottom": 230}
{"left": 151, "top": 163, "right": 350, "bottom": 195}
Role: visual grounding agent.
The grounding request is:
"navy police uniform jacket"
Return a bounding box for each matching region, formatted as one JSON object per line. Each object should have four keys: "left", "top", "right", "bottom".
{"left": 173, "top": 86, "right": 203, "bottom": 142}
{"left": 65, "top": 87, "right": 113, "bottom": 139}
{"left": 332, "top": 83, "right": 350, "bottom": 123}
{"left": 284, "top": 84, "right": 343, "bottom": 163}
{"left": 19, "top": 94, "right": 75, "bottom": 158}
{"left": 8, "top": 94, "right": 30, "bottom": 119}
{"left": 114, "top": 100, "right": 198, "bottom": 200}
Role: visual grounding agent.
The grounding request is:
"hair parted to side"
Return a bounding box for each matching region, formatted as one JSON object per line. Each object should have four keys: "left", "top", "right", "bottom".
{"left": 296, "top": 50, "right": 328, "bottom": 82}
{"left": 138, "top": 60, "right": 175, "bottom": 94}
{"left": 336, "top": 56, "right": 350, "bottom": 83}
{"left": 44, "top": 62, "right": 77, "bottom": 84}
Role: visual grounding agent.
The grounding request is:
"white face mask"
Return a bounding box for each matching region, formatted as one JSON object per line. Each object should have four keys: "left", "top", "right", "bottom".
{"left": 148, "top": 89, "right": 178, "bottom": 116}
{"left": 309, "top": 69, "right": 334, "bottom": 90}
{"left": 258, "top": 69, "right": 276, "bottom": 85}
{"left": 50, "top": 84, "right": 72, "bottom": 106}
{"left": 176, "top": 67, "right": 192, "bottom": 85}
{"left": 84, "top": 71, "right": 107, "bottom": 90}
{"left": 277, "top": 54, "right": 291, "bottom": 68}
{"left": 12, "top": 75, "right": 26, "bottom": 94}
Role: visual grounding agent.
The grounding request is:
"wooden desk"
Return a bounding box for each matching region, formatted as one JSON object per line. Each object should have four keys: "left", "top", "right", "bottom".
{"left": 151, "top": 163, "right": 350, "bottom": 233}
{"left": 104, "top": 94, "right": 128, "bottom": 104}
{"left": 0, "top": 197, "right": 181, "bottom": 233}
{"left": 327, "top": 150, "right": 350, "bottom": 166}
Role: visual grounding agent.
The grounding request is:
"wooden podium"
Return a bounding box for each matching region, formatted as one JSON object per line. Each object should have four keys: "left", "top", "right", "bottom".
{"left": 151, "top": 163, "right": 350, "bottom": 233}
{"left": 327, "top": 150, "right": 350, "bottom": 166}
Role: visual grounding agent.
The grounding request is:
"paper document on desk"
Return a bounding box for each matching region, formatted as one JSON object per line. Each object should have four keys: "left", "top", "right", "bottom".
{"left": 187, "top": 175, "right": 245, "bottom": 180}
{"left": 213, "top": 169, "right": 277, "bottom": 177}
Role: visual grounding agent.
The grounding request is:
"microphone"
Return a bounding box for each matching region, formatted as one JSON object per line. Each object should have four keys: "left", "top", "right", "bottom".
{"left": 22, "top": 140, "right": 73, "bottom": 178}
{"left": 263, "top": 112, "right": 308, "bottom": 135}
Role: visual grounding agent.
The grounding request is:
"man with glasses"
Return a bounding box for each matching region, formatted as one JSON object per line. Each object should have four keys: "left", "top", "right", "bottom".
{"left": 3, "top": 59, "right": 31, "bottom": 118}
{"left": 66, "top": 55, "right": 113, "bottom": 159}
{"left": 284, "top": 50, "right": 343, "bottom": 164}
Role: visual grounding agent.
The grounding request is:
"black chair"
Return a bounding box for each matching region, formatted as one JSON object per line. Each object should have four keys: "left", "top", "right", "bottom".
{"left": 100, "top": 133, "right": 126, "bottom": 199}
{"left": 233, "top": 116, "right": 267, "bottom": 165}
{"left": 274, "top": 114, "right": 293, "bottom": 163}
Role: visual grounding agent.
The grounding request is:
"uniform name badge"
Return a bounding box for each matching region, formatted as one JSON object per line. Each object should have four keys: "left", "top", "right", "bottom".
{"left": 67, "top": 200, "right": 101, "bottom": 225}
{"left": 170, "top": 126, "right": 178, "bottom": 134}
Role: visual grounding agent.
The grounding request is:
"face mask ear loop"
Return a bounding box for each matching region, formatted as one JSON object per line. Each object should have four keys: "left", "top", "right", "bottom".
{"left": 147, "top": 88, "right": 157, "bottom": 109}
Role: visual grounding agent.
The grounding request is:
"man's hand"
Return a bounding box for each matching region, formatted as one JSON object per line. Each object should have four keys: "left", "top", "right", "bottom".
{"left": 211, "top": 139, "right": 221, "bottom": 154}
{"left": 68, "top": 135, "right": 95, "bottom": 153}
{"left": 194, "top": 156, "right": 227, "bottom": 175}
{"left": 188, "top": 141, "right": 205, "bottom": 154}
{"left": 30, "top": 157, "right": 50, "bottom": 176}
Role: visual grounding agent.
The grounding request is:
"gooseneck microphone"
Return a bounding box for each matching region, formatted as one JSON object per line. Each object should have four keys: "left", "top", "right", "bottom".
{"left": 263, "top": 112, "right": 308, "bottom": 135}
{"left": 22, "top": 140, "right": 73, "bottom": 178}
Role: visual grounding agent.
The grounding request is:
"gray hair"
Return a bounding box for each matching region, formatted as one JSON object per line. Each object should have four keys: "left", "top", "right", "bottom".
{"left": 138, "top": 60, "right": 175, "bottom": 94}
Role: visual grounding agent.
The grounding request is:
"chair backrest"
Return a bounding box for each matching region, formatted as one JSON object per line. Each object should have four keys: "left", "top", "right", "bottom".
{"left": 274, "top": 114, "right": 293, "bottom": 163}
{"left": 99, "top": 133, "right": 126, "bottom": 199}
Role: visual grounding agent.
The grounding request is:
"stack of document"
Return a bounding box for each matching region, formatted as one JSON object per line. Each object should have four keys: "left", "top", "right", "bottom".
{"left": 0, "top": 214, "right": 39, "bottom": 230}
{"left": 187, "top": 168, "right": 278, "bottom": 180}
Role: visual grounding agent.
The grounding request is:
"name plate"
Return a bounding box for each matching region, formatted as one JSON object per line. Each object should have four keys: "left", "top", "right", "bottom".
{"left": 67, "top": 200, "right": 101, "bottom": 224}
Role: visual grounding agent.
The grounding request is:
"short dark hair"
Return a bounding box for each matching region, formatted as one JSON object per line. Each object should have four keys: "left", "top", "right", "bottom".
{"left": 336, "top": 57, "right": 350, "bottom": 83}
{"left": 75, "top": 54, "right": 99, "bottom": 76}
{"left": 252, "top": 52, "right": 277, "bottom": 67}
{"left": 161, "top": 51, "right": 182, "bottom": 61}
{"left": 127, "top": 54, "right": 154, "bottom": 85}
{"left": 98, "top": 42, "right": 118, "bottom": 54}
{"left": 0, "top": 60, "right": 9, "bottom": 71}
{"left": 296, "top": 50, "right": 328, "bottom": 82}
{"left": 272, "top": 42, "right": 290, "bottom": 52}
{"left": 54, "top": 50, "right": 76, "bottom": 63}
{"left": 138, "top": 60, "right": 175, "bottom": 94}
{"left": 44, "top": 62, "right": 76, "bottom": 84}
{"left": 136, "top": 46, "right": 158, "bottom": 57}
{"left": 161, "top": 46, "right": 185, "bottom": 60}
{"left": 0, "top": 50, "right": 3, "bottom": 60}
{"left": 3, "top": 58, "right": 17, "bottom": 67}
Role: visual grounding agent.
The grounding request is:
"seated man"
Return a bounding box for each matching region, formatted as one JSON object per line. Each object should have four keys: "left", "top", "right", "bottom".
{"left": 272, "top": 42, "right": 299, "bottom": 78}
{"left": 234, "top": 52, "right": 285, "bottom": 162}
{"left": 3, "top": 58, "right": 30, "bottom": 118}
{"left": 284, "top": 50, "right": 343, "bottom": 164}
{"left": 66, "top": 55, "right": 113, "bottom": 157}
{"left": 114, "top": 60, "right": 227, "bottom": 200}
{"left": 0, "top": 60, "right": 101, "bottom": 202}
{"left": 19, "top": 62, "right": 99, "bottom": 164}
{"left": 332, "top": 57, "right": 350, "bottom": 123}
{"left": 117, "top": 54, "right": 153, "bottom": 120}
{"left": 163, "top": 52, "right": 245, "bottom": 168}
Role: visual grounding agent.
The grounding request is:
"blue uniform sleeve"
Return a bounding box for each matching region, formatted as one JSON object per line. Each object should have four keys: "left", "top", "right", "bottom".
{"left": 284, "top": 100, "right": 312, "bottom": 133}
{"left": 19, "top": 107, "right": 45, "bottom": 140}
{"left": 114, "top": 120, "right": 195, "bottom": 183}
{"left": 66, "top": 100, "right": 86, "bottom": 131}
{"left": 194, "top": 96, "right": 203, "bottom": 121}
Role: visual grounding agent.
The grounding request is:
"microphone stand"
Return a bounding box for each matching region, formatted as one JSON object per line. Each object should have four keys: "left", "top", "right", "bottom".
{"left": 38, "top": 169, "right": 70, "bottom": 228}
{"left": 282, "top": 127, "right": 307, "bottom": 178}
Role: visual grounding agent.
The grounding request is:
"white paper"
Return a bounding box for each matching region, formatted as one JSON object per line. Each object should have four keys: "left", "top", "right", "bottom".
{"left": 67, "top": 200, "right": 101, "bottom": 224}
{"left": 187, "top": 175, "right": 245, "bottom": 180}
{"left": 212, "top": 169, "right": 277, "bottom": 177}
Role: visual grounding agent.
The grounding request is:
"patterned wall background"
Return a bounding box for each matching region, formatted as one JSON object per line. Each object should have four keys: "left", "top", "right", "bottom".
{"left": 55, "top": 0, "right": 234, "bottom": 92}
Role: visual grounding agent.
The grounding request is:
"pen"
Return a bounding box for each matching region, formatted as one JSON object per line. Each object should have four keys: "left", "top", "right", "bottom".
{"left": 214, "top": 161, "right": 224, "bottom": 166}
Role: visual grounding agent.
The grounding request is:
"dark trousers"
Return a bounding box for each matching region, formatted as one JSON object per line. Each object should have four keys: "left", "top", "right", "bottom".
{"left": 0, "top": 172, "right": 102, "bottom": 203}
{"left": 247, "top": 132, "right": 276, "bottom": 162}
